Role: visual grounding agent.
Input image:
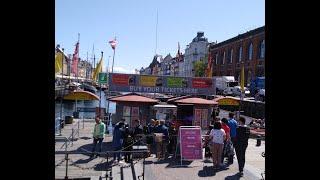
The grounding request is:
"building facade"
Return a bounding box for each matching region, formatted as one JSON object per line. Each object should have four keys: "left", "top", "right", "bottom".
{"left": 209, "top": 26, "right": 265, "bottom": 86}
{"left": 183, "top": 32, "right": 209, "bottom": 77}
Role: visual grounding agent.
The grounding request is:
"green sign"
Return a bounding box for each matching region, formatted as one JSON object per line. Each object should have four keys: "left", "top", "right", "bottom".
{"left": 98, "top": 73, "right": 108, "bottom": 84}
{"left": 167, "top": 77, "right": 183, "bottom": 87}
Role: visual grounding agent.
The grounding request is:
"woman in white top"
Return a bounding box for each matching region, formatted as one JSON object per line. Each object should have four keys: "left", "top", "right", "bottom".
{"left": 209, "top": 121, "right": 226, "bottom": 168}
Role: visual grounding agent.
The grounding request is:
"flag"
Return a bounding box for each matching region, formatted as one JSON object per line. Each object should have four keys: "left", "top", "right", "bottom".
{"left": 92, "top": 55, "right": 103, "bottom": 81}
{"left": 206, "top": 51, "right": 213, "bottom": 77}
{"left": 55, "top": 51, "right": 63, "bottom": 73}
{"left": 72, "top": 42, "right": 79, "bottom": 76}
{"left": 240, "top": 64, "right": 245, "bottom": 92}
{"left": 109, "top": 38, "right": 117, "bottom": 50}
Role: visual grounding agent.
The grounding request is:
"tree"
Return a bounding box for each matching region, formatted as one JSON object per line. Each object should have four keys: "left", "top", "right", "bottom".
{"left": 193, "top": 58, "right": 207, "bottom": 77}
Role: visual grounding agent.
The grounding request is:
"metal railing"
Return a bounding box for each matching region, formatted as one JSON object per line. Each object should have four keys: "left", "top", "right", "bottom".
{"left": 55, "top": 149, "right": 148, "bottom": 180}
{"left": 56, "top": 119, "right": 83, "bottom": 148}
{"left": 55, "top": 136, "right": 71, "bottom": 152}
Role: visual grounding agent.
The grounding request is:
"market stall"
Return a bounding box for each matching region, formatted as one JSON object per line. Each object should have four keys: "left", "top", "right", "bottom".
{"left": 108, "top": 93, "right": 159, "bottom": 127}
{"left": 167, "top": 96, "right": 218, "bottom": 130}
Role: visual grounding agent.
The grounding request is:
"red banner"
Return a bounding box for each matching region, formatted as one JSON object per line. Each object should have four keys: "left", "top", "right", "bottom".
{"left": 192, "top": 78, "right": 212, "bottom": 88}
{"left": 112, "top": 74, "right": 129, "bottom": 86}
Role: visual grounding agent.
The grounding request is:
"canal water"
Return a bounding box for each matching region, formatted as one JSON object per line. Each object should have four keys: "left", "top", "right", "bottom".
{"left": 55, "top": 90, "right": 116, "bottom": 120}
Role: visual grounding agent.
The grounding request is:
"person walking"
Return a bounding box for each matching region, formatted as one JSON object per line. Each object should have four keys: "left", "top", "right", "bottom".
{"left": 112, "top": 119, "right": 125, "bottom": 162}
{"left": 221, "top": 118, "right": 233, "bottom": 164}
{"left": 123, "top": 124, "right": 134, "bottom": 163}
{"left": 91, "top": 117, "right": 106, "bottom": 158}
{"left": 234, "top": 116, "right": 250, "bottom": 177}
{"left": 227, "top": 112, "right": 238, "bottom": 164}
{"left": 155, "top": 120, "right": 169, "bottom": 159}
{"left": 209, "top": 121, "right": 226, "bottom": 169}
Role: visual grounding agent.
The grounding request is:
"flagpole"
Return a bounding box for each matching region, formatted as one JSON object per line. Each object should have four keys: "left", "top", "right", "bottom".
{"left": 77, "top": 33, "right": 80, "bottom": 84}
{"left": 99, "top": 51, "right": 103, "bottom": 118}
{"left": 238, "top": 63, "right": 244, "bottom": 120}
{"left": 59, "top": 47, "right": 65, "bottom": 135}
{"left": 106, "top": 39, "right": 116, "bottom": 127}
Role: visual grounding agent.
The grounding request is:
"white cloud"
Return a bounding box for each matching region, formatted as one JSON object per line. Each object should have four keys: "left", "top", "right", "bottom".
{"left": 109, "top": 66, "right": 136, "bottom": 74}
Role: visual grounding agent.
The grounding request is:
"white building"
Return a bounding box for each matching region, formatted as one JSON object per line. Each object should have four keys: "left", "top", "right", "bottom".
{"left": 182, "top": 32, "right": 210, "bottom": 77}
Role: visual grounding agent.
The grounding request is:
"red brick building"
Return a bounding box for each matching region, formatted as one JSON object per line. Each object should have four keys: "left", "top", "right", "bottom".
{"left": 209, "top": 26, "right": 265, "bottom": 85}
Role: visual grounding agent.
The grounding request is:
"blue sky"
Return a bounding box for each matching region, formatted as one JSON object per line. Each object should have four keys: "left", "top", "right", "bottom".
{"left": 55, "top": 0, "right": 264, "bottom": 74}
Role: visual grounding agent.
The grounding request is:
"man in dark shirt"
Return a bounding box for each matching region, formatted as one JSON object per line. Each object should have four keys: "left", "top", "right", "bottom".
{"left": 156, "top": 120, "right": 169, "bottom": 159}
{"left": 234, "top": 116, "right": 250, "bottom": 177}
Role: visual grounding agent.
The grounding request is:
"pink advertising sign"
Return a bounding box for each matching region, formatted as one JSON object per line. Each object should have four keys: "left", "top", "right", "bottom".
{"left": 179, "top": 126, "right": 202, "bottom": 160}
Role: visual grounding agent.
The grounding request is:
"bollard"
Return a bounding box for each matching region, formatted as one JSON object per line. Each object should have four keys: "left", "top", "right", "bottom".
{"left": 143, "top": 156, "right": 145, "bottom": 180}
{"left": 78, "top": 121, "right": 80, "bottom": 138}
{"left": 256, "top": 135, "right": 261, "bottom": 146}
{"left": 106, "top": 153, "right": 109, "bottom": 179}
{"left": 65, "top": 153, "right": 69, "bottom": 180}
{"left": 71, "top": 129, "right": 74, "bottom": 146}
{"left": 59, "top": 118, "right": 62, "bottom": 135}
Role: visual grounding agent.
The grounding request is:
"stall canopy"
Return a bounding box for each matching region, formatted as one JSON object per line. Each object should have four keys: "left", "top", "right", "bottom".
{"left": 174, "top": 97, "right": 218, "bottom": 105}
{"left": 108, "top": 93, "right": 159, "bottom": 104}
{"left": 63, "top": 90, "right": 100, "bottom": 101}
{"left": 153, "top": 104, "right": 177, "bottom": 108}
{"left": 213, "top": 96, "right": 240, "bottom": 106}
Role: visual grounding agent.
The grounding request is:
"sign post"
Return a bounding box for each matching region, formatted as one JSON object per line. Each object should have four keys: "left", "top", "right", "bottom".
{"left": 98, "top": 71, "right": 107, "bottom": 118}
{"left": 179, "top": 126, "right": 202, "bottom": 166}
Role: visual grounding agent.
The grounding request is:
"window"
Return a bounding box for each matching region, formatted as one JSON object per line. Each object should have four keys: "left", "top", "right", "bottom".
{"left": 248, "top": 43, "right": 253, "bottom": 60}
{"left": 260, "top": 40, "right": 265, "bottom": 59}
{"left": 223, "top": 51, "right": 226, "bottom": 64}
{"left": 239, "top": 46, "right": 242, "bottom": 62}
{"left": 215, "top": 53, "right": 218, "bottom": 65}
{"left": 230, "top": 49, "right": 233, "bottom": 64}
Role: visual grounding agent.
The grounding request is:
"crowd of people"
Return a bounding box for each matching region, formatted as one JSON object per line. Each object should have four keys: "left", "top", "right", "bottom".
{"left": 205, "top": 112, "right": 251, "bottom": 177}
{"left": 90, "top": 111, "right": 251, "bottom": 177}
{"left": 108, "top": 118, "right": 178, "bottom": 163}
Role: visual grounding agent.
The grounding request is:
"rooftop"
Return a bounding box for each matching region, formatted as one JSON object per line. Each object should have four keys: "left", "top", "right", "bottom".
{"left": 210, "top": 26, "right": 265, "bottom": 49}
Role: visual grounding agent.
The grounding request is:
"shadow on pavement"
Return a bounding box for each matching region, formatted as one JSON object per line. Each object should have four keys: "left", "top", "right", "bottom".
{"left": 203, "top": 159, "right": 212, "bottom": 163}
{"left": 198, "top": 165, "right": 215, "bottom": 177}
{"left": 165, "top": 159, "right": 193, "bottom": 168}
{"left": 198, "top": 165, "right": 230, "bottom": 177}
{"left": 144, "top": 160, "right": 154, "bottom": 165}
{"left": 75, "top": 142, "right": 113, "bottom": 156}
{"left": 225, "top": 173, "right": 241, "bottom": 180}
{"left": 71, "top": 157, "right": 95, "bottom": 164}
{"left": 79, "top": 136, "right": 92, "bottom": 140}
{"left": 94, "top": 160, "right": 113, "bottom": 171}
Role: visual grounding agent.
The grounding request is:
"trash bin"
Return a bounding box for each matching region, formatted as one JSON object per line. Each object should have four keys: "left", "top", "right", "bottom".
{"left": 65, "top": 116, "right": 74, "bottom": 124}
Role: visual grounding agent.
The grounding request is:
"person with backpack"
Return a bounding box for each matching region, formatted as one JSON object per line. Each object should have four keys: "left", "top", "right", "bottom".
{"left": 227, "top": 112, "right": 238, "bottom": 164}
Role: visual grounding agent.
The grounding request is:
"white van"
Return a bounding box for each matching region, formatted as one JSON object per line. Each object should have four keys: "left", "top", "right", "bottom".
{"left": 232, "top": 86, "right": 250, "bottom": 96}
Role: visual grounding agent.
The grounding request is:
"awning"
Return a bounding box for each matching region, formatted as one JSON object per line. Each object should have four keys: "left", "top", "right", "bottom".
{"left": 153, "top": 104, "right": 177, "bottom": 108}
{"left": 63, "top": 90, "right": 100, "bottom": 101}
{"left": 108, "top": 93, "right": 159, "bottom": 103}
{"left": 174, "top": 97, "right": 218, "bottom": 105}
{"left": 213, "top": 96, "right": 239, "bottom": 106}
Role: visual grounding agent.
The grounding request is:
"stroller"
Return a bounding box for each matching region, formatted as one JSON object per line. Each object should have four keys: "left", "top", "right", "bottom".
{"left": 203, "top": 137, "right": 212, "bottom": 158}
{"left": 203, "top": 125, "right": 214, "bottom": 158}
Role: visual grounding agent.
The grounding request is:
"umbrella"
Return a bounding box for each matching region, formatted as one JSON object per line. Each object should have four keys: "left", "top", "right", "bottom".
{"left": 63, "top": 90, "right": 100, "bottom": 101}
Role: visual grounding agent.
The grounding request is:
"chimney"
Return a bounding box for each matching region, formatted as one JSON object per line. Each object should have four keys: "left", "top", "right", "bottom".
{"left": 197, "top": 32, "right": 204, "bottom": 37}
